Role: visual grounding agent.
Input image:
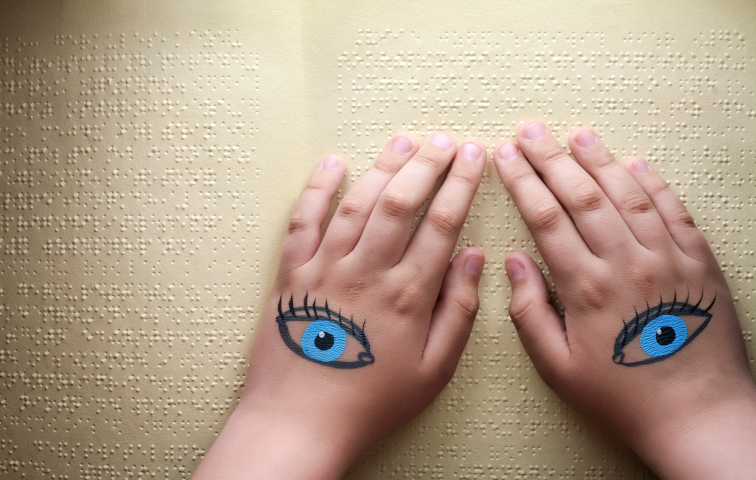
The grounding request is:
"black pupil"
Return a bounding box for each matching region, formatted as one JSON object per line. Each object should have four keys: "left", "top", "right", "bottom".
{"left": 656, "top": 326, "right": 676, "bottom": 346}
{"left": 314, "top": 331, "right": 334, "bottom": 351}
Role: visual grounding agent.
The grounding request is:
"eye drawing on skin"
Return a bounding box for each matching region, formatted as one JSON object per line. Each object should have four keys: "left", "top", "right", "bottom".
{"left": 613, "top": 293, "right": 715, "bottom": 367}
{"left": 276, "top": 294, "right": 375, "bottom": 369}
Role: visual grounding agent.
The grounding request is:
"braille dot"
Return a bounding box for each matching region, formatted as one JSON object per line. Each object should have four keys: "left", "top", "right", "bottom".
{"left": 1, "top": 8, "right": 754, "bottom": 480}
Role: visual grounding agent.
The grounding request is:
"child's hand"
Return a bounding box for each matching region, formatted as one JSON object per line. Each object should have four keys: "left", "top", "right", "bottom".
{"left": 193, "top": 133, "right": 487, "bottom": 479}
{"left": 495, "top": 122, "right": 756, "bottom": 480}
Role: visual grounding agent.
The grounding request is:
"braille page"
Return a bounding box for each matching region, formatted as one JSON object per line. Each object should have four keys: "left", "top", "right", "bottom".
{"left": 1, "top": 0, "right": 755, "bottom": 478}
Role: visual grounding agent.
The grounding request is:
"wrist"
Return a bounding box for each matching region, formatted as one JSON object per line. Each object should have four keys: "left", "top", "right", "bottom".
{"left": 628, "top": 381, "right": 756, "bottom": 480}
{"left": 193, "top": 397, "right": 357, "bottom": 480}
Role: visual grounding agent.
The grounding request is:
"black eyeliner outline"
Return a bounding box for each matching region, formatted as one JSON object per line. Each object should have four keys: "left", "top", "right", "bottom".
{"left": 276, "top": 294, "right": 375, "bottom": 369}
{"left": 613, "top": 292, "right": 715, "bottom": 367}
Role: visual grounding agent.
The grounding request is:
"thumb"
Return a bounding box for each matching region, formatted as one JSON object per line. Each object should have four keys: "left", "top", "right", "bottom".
{"left": 505, "top": 252, "right": 571, "bottom": 386}
{"left": 422, "top": 247, "right": 484, "bottom": 383}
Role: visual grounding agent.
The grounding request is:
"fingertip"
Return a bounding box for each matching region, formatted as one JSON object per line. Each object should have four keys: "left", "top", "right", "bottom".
{"left": 459, "top": 143, "right": 482, "bottom": 162}
{"left": 320, "top": 154, "right": 344, "bottom": 171}
{"left": 390, "top": 133, "right": 417, "bottom": 155}
{"left": 504, "top": 253, "right": 527, "bottom": 284}
{"left": 460, "top": 247, "right": 485, "bottom": 279}
{"left": 428, "top": 131, "right": 456, "bottom": 150}
{"left": 567, "top": 125, "right": 585, "bottom": 140}
{"left": 505, "top": 252, "right": 551, "bottom": 301}
{"left": 626, "top": 156, "right": 651, "bottom": 174}
{"left": 459, "top": 138, "right": 486, "bottom": 162}
{"left": 515, "top": 119, "right": 538, "bottom": 136}
{"left": 568, "top": 127, "right": 599, "bottom": 150}
{"left": 517, "top": 119, "right": 549, "bottom": 142}
{"left": 494, "top": 140, "right": 522, "bottom": 163}
{"left": 462, "top": 245, "right": 485, "bottom": 258}
{"left": 467, "top": 137, "right": 487, "bottom": 150}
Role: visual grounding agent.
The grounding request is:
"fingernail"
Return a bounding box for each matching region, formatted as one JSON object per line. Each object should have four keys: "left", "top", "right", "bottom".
{"left": 321, "top": 155, "right": 341, "bottom": 170}
{"left": 498, "top": 143, "right": 520, "bottom": 161}
{"left": 391, "top": 137, "right": 413, "bottom": 154}
{"left": 431, "top": 133, "right": 453, "bottom": 149}
{"left": 505, "top": 257, "right": 525, "bottom": 282}
{"left": 575, "top": 130, "right": 597, "bottom": 149}
{"left": 632, "top": 157, "right": 650, "bottom": 173}
{"left": 523, "top": 123, "right": 546, "bottom": 141}
{"left": 461, "top": 143, "right": 481, "bottom": 161}
{"left": 465, "top": 256, "right": 484, "bottom": 278}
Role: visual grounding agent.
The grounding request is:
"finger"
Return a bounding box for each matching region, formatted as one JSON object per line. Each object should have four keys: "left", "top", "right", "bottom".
{"left": 402, "top": 140, "right": 486, "bottom": 285}
{"left": 422, "top": 248, "right": 483, "bottom": 383}
{"left": 516, "top": 121, "right": 634, "bottom": 258}
{"left": 505, "top": 252, "right": 571, "bottom": 387}
{"left": 354, "top": 132, "right": 457, "bottom": 268}
{"left": 318, "top": 134, "right": 419, "bottom": 259}
{"left": 625, "top": 157, "right": 713, "bottom": 262}
{"left": 494, "top": 140, "right": 595, "bottom": 278}
{"left": 279, "top": 155, "right": 346, "bottom": 272}
{"left": 568, "top": 128, "right": 675, "bottom": 253}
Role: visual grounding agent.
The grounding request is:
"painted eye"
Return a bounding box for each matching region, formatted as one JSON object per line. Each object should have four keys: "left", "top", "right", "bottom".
{"left": 613, "top": 294, "right": 715, "bottom": 367}
{"left": 639, "top": 315, "right": 687, "bottom": 357}
{"left": 276, "top": 294, "right": 375, "bottom": 369}
{"left": 301, "top": 320, "right": 347, "bottom": 362}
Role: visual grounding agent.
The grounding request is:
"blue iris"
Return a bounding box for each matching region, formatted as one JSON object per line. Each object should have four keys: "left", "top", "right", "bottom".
{"left": 640, "top": 315, "right": 687, "bottom": 357}
{"left": 301, "top": 320, "right": 347, "bottom": 362}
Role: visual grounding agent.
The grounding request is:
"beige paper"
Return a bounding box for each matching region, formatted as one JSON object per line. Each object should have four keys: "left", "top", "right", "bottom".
{"left": 1, "top": 0, "right": 754, "bottom": 477}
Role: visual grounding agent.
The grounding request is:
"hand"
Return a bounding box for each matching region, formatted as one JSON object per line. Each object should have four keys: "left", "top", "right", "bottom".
{"left": 494, "top": 122, "right": 756, "bottom": 480}
{"left": 193, "top": 133, "right": 487, "bottom": 479}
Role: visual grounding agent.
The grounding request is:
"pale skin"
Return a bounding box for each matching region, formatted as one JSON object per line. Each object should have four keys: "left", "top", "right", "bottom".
{"left": 495, "top": 122, "right": 756, "bottom": 480}
{"left": 192, "top": 123, "right": 756, "bottom": 480}
{"left": 194, "top": 132, "right": 488, "bottom": 479}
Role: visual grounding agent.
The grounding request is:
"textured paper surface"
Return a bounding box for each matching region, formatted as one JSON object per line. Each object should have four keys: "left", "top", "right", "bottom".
{"left": 1, "top": 0, "right": 755, "bottom": 477}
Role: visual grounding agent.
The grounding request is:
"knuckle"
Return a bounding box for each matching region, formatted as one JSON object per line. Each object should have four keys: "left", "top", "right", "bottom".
{"left": 454, "top": 293, "right": 480, "bottom": 321}
{"left": 426, "top": 207, "right": 461, "bottom": 237}
{"left": 649, "top": 178, "right": 671, "bottom": 197}
{"left": 507, "top": 167, "right": 539, "bottom": 186}
{"left": 371, "top": 157, "right": 398, "bottom": 176}
{"left": 411, "top": 151, "right": 443, "bottom": 170}
{"left": 304, "top": 177, "right": 328, "bottom": 194}
{"left": 379, "top": 190, "right": 414, "bottom": 219}
{"left": 570, "top": 183, "right": 606, "bottom": 212}
{"left": 390, "top": 281, "right": 425, "bottom": 316}
{"left": 343, "top": 276, "right": 369, "bottom": 297}
{"left": 337, "top": 194, "right": 369, "bottom": 222}
{"left": 628, "top": 265, "right": 660, "bottom": 296}
{"left": 447, "top": 170, "right": 478, "bottom": 191}
{"left": 573, "top": 275, "right": 611, "bottom": 311}
{"left": 670, "top": 208, "right": 697, "bottom": 229}
{"left": 593, "top": 153, "right": 617, "bottom": 171}
{"left": 540, "top": 146, "right": 568, "bottom": 167}
{"left": 508, "top": 295, "right": 538, "bottom": 329}
{"left": 618, "top": 191, "right": 654, "bottom": 216}
{"left": 529, "top": 202, "right": 564, "bottom": 235}
{"left": 287, "top": 211, "right": 311, "bottom": 235}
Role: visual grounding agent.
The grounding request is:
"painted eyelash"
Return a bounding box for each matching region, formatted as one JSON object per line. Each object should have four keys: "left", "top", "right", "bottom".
{"left": 277, "top": 293, "right": 369, "bottom": 349}
{"left": 615, "top": 292, "right": 717, "bottom": 349}
{"left": 617, "top": 292, "right": 717, "bottom": 348}
{"left": 613, "top": 291, "right": 715, "bottom": 363}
